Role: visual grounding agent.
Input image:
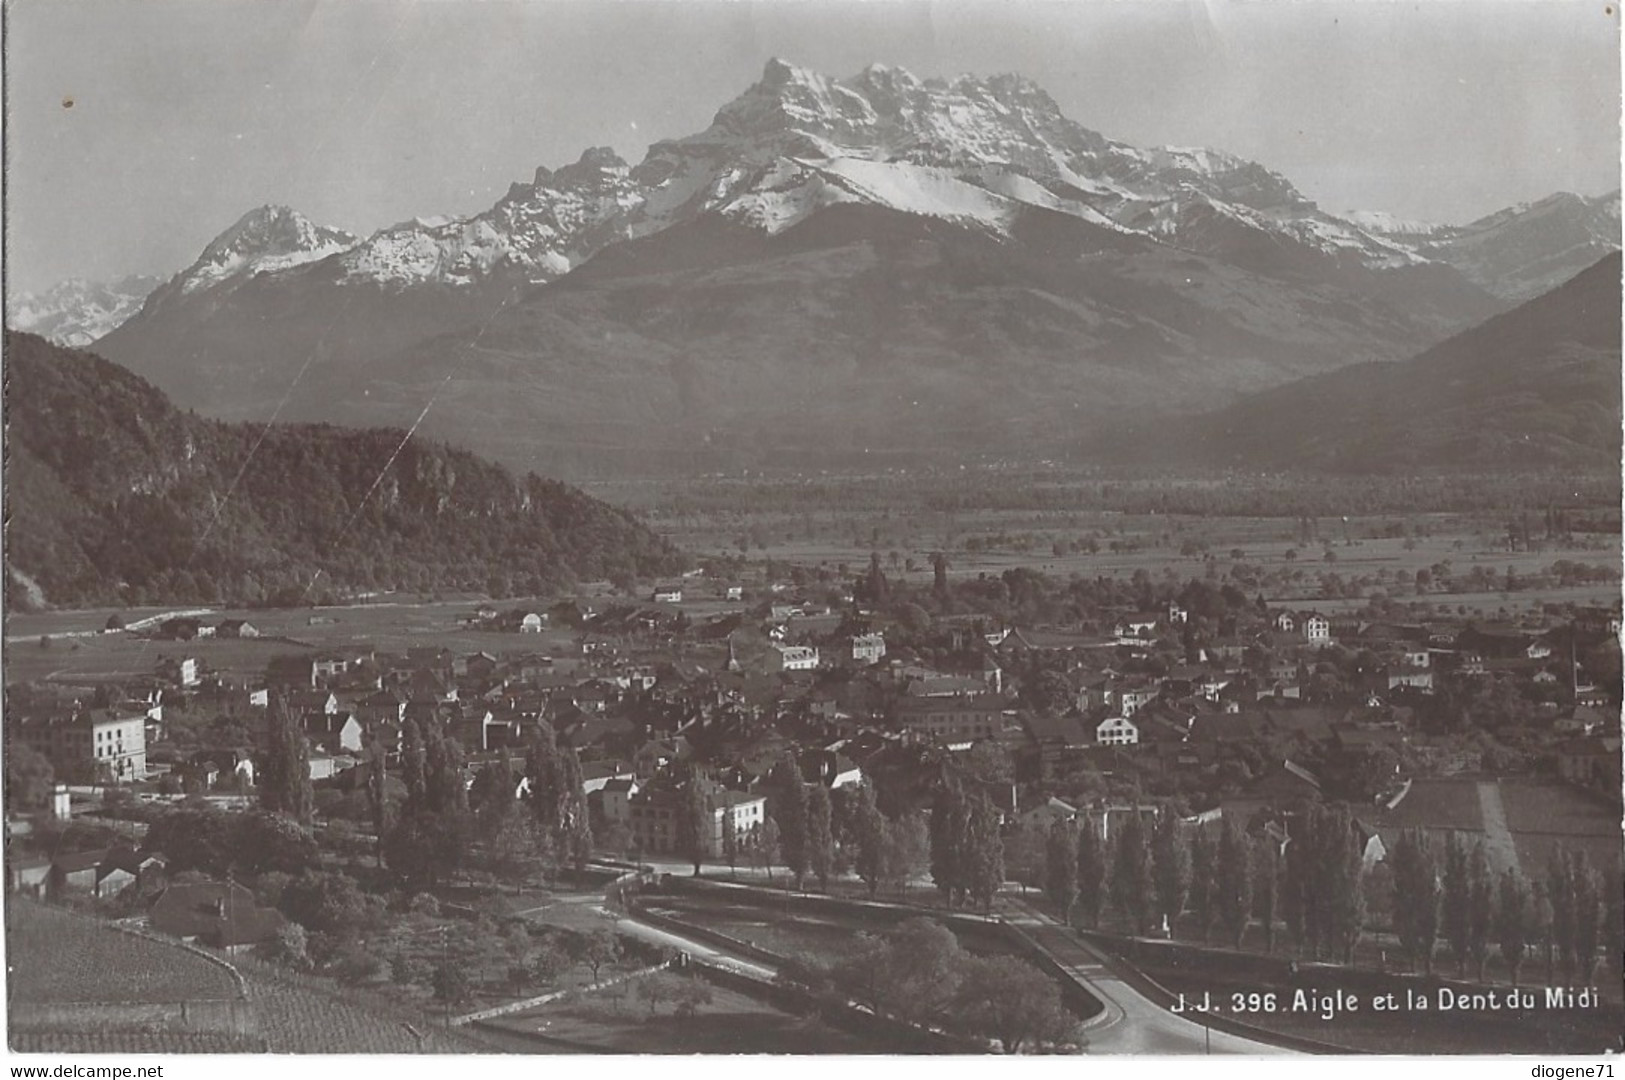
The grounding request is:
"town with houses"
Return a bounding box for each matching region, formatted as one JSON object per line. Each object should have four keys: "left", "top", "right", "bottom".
{"left": 10, "top": 565, "right": 1622, "bottom": 893}
{"left": 12, "top": 552, "right": 1625, "bottom": 1058}
{"left": 7, "top": 0, "right": 1625, "bottom": 1059}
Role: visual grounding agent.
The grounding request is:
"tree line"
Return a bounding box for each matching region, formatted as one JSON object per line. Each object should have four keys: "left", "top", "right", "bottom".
{"left": 6, "top": 331, "right": 685, "bottom": 608}
{"left": 1037, "top": 806, "right": 1621, "bottom": 986}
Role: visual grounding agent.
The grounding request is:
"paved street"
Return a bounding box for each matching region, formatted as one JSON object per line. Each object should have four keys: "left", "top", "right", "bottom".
{"left": 605, "top": 859, "right": 1295, "bottom": 1054}
{"left": 1001, "top": 899, "right": 1293, "bottom": 1055}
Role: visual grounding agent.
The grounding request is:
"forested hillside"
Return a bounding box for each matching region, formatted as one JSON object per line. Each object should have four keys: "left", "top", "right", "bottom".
{"left": 4, "top": 332, "right": 685, "bottom": 608}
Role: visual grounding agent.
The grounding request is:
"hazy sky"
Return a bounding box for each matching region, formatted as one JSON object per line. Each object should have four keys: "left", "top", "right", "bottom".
{"left": 5, "top": 0, "right": 1620, "bottom": 294}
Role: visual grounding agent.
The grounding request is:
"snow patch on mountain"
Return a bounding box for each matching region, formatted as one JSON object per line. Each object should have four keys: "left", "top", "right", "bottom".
{"left": 811, "top": 158, "right": 1016, "bottom": 230}
{"left": 8, "top": 274, "right": 163, "bottom": 346}
{"left": 118, "top": 60, "right": 1621, "bottom": 307}
{"left": 178, "top": 205, "right": 357, "bottom": 294}
{"left": 1338, "top": 210, "right": 1446, "bottom": 238}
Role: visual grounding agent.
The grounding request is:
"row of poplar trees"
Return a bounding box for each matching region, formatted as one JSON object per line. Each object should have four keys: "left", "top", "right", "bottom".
{"left": 1042, "top": 809, "right": 1281, "bottom": 951}
{"left": 756, "top": 753, "right": 837, "bottom": 890}
{"left": 752, "top": 758, "right": 991, "bottom": 904}
{"left": 1388, "top": 829, "right": 1617, "bottom": 986}
{"left": 1040, "top": 804, "right": 1621, "bottom": 985}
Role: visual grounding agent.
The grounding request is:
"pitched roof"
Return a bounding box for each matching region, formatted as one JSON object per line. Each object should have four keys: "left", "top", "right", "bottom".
{"left": 1282, "top": 759, "right": 1322, "bottom": 790}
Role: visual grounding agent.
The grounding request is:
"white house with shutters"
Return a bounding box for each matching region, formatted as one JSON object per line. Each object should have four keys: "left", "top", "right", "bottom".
{"left": 1096, "top": 716, "right": 1140, "bottom": 746}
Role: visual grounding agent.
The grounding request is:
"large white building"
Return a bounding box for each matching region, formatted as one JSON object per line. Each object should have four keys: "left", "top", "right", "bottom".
{"left": 1095, "top": 716, "right": 1140, "bottom": 747}
{"left": 17, "top": 709, "right": 148, "bottom": 783}
{"left": 626, "top": 785, "right": 766, "bottom": 857}
{"left": 851, "top": 634, "right": 887, "bottom": 664}
{"left": 772, "top": 643, "right": 820, "bottom": 671}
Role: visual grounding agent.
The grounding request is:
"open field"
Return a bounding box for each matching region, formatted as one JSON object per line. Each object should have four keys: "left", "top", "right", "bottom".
{"left": 1368, "top": 778, "right": 1622, "bottom": 880}
{"left": 3, "top": 598, "right": 590, "bottom": 686}
{"left": 586, "top": 469, "right": 1619, "bottom": 598}
{"left": 7, "top": 899, "right": 240, "bottom": 1005}
{"left": 222, "top": 950, "right": 512, "bottom": 1053}
{"left": 1498, "top": 781, "right": 1624, "bottom": 839}
{"left": 665, "top": 515, "right": 1619, "bottom": 597}
{"left": 1372, "top": 779, "right": 1490, "bottom": 834}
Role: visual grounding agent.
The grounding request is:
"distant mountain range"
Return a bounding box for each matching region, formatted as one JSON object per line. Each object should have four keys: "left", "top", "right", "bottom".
{"left": 1146, "top": 252, "right": 1622, "bottom": 472}
{"left": 9, "top": 274, "right": 164, "bottom": 348}
{"left": 3, "top": 331, "right": 685, "bottom": 609}
{"left": 17, "top": 59, "right": 1623, "bottom": 475}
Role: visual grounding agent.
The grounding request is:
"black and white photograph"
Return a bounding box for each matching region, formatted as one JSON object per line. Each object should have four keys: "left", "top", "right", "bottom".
{"left": 2, "top": 0, "right": 1622, "bottom": 1062}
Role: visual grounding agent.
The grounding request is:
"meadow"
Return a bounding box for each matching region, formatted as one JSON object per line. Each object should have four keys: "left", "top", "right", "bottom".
{"left": 4, "top": 598, "right": 585, "bottom": 686}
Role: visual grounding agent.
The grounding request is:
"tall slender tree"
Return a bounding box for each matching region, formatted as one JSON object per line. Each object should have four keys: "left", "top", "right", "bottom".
{"left": 930, "top": 780, "right": 969, "bottom": 907}
{"left": 524, "top": 723, "right": 567, "bottom": 831}
{"left": 678, "top": 774, "right": 711, "bottom": 876}
{"left": 556, "top": 747, "right": 593, "bottom": 868}
{"left": 399, "top": 716, "right": 427, "bottom": 813}
{"left": 1254, "top": 836, "right": 1281, "bottom": 954}
{"left": 1533, "top": 880, "right": 1556, "bottom": 985}
{"left": 1497, "top": 868, "right": 1533, "bottom": 986}
{"left": 807, "top": 782, "right": 835, "bottom": 891}
{"left": 260, "top": 695, "right": 313, "bottom": 825}
{"left": 1320, "top": 807, "right": 1365, "bottom": 964}
{"left": 756, "top": 817, "right": 781, "bottom": 881}
{"left": 1441, "top": 832, "right": 1472, "bottom": 977}
{"left": 1216, "top": 820, "right": 1255, "bottom": 949}
{"left": 1187, "top": 825, "right": 1216, "bottom": 943}
{"left": 1390, "top": 828, "right": 1439, "bottom": 974}
{"left": 1151, "top": 812, "right": 1190, "bottom": 937}
{"left": 771, "top": 754, "right": 810, "bottom": 890}
{"left": 1548, "top": 847, "right": 1577, "bottom": 983}
{"left": 864, "top": 551, "right": 890, "bottom": 604}
{"left": 424, "top": 726, "right": 468, "bottom": 816}
{"left": 1570, "top": 851, "right": 1603, "bottom": 984}
{"left": 880, "top": 812, "right": 928, "bottom": 896}
{"left": 362, "top": 734, "right": 390, "bottom": 866}
{"left": 470, "top": 755, "right": 517, "bottom": 842}
{"left": 1109, "top": 809, "right": 1153, "bottom": 936}
{"left": 853, "top": 781, "right": 886, "bottom": 898}
{"left": 1045, "top": 820, "right": 1079, "bottom": 924}
{"left": 1075, "top": 815, "right": 1107, "bottom": 929}
{"left": 963, "top": 791, "right": 1005, "bottom": 912}
{"left": 1465, "top": 840, "right": 1494, "bottom": 982}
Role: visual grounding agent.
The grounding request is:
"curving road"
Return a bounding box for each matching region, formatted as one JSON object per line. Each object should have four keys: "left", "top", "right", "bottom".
{"left": 1001, "top": 899, "right": 1293, "bottom": 1055}
{"left": 596, "top": 904, "right": 777, "bottom": 981}
{"left": 608, "top": 859, "right": 1294, "bottom": 1055}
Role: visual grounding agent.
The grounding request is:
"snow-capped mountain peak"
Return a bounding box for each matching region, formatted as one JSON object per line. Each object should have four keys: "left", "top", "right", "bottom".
{"left": 179, "top": 204, "right": 358, "bottom": 294}
{"left": 1337, "top": 209, "right": 1446, "bottom": 239}
{"left": 8, "top": 273, "right": 163, "bottom": 346}
{"left": 116, "top": 62, "right": 1620, "bottom": 302}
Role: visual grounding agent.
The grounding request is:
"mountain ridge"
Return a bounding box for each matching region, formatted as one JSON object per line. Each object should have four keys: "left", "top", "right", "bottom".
{"left": 2, "top": 331, "right": 686, "bottom": 608}
{"left": 74, "top": 59, "right": 1619, "bottom": 476}
{"left": 1146, "top": 252, "right": 1623, "bottom": 473}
